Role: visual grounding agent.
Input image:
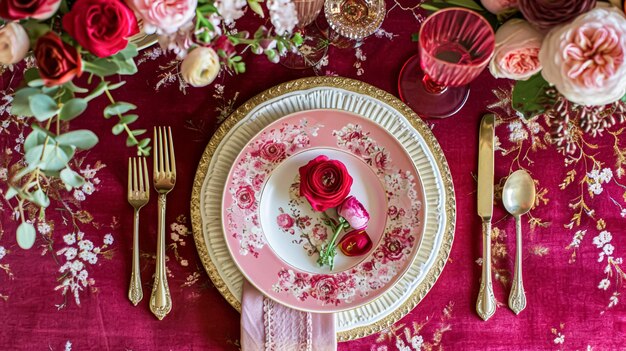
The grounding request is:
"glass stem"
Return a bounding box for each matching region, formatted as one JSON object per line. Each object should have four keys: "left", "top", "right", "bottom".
{"left": 422, "top": 74, "right": 448, "bottom": 94}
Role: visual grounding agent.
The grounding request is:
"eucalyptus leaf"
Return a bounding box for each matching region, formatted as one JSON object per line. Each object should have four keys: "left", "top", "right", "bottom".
{"left": 16, "top": 222, "right": 36, "bottom": 249}
{"left": 59, "top": 98, "right": 88, "bottom": 121}
{"left": 104, "top": 102, "right": 136, "bottom": 117}
{"left": 83, "top": 59, "right": 120, "bottom": 77}
{"left": 4, "top": 187, "right": 17, "bottom": 200}
{"left": 120, "top": 114, "right": 138, "bottom": 125}
{"left": 56, "top": 130, "right": 99, "bottom": 149}
{"left": 107, "top": 81, "right": 126, "bottom": 90}
{"left": 131, "top": 129, "right": 146, "bottom": 136}
{"left": 32, "top": 188, "right": 50, "bottom": 208}
{"left": 85, "top": 81, "right": 107, "bottom": 102}
{"left": 23, "top": 129, "right": 46, "bottom": 153}
{"left": 23, "top": 68, "right": 41, "bottom": 84}
{"left": 126, "top": 135, "right": 137, "bottom": 146}
{"left": 138, "top": 138, "right": 150, "bottom": 148}
{"left": 115, "top": 43, "right": 139, "bottom": 60}
{"left": 25, "top": 143, "right": 72, "bottom": 171}
{"left": 29, "top": 94, "right": 59, "bottom": 121}
{"left": 64, "top": 81, "right": 89, "bottom": 93}
{"left": 60, "top": 167, "right": 85, "bottom": 188}
{"left": 115, "top": 58, "right": 137, "bottom": 75}
{"left": 112, "top": 124, "right": 125, "bottom": 135}
{"left": 11, "top": 87, "right": 40, "bottom": 116}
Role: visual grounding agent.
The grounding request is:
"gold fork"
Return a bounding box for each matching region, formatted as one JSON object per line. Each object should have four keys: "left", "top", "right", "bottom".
{"left": 150, "top": 126, "right": 175, "bottom": 320}
{"left": 127, "top": 157, "right": 149, "bottom": 306}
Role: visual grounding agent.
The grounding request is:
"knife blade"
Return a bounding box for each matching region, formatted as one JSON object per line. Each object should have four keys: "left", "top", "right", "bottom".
{"left": 476, "top": 114, "right": 497, "bottom": 321}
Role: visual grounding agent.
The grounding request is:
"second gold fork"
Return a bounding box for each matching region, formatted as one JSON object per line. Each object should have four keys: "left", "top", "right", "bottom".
{"left": 127, "top": 157, "right": 149, "bottom": 306}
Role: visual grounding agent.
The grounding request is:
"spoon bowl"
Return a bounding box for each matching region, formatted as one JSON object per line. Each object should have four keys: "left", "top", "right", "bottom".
{"left": 503, "top": 170, "right": 535, "bottom": 217}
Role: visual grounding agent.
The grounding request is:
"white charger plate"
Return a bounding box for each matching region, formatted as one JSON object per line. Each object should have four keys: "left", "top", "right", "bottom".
{"left": 191, "top": 77, "right": 455, "bottom": 340}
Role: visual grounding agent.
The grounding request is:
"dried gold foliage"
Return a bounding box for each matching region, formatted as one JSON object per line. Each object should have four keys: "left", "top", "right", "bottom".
{"left": 560, "top": 170, "right": 577, "bottom": 190}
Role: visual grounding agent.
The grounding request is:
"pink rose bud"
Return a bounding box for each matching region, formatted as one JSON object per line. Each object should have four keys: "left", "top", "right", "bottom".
{"left": 489, "top": 19, "right": 543, "bottom": 81}
{"left": 338, "top": 230, "right": 373, "bottom": 257}
{"left": 481, "top": 0, "right": 518, "bottom": 15}
{"left": 337, "top": 196, "right": 370, "bottom": 230}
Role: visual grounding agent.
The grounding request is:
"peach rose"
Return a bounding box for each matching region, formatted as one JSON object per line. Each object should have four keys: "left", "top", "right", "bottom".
{"left": 180, "top": 47, "right": 220, "bottom": 87}
{"left": 125, "top": 0, "right": 196, "bottom": 34}
{"left": 0, "top": 22, "right": 29, "bottom": 65}
{"left": 489, "top": 19, "right": 543, "bottom": 80}
{"left": 539, "top": 7, "right": 626, "bottom": 106}
{"left": 481, "top": 0, "right": 518, "bottom": 15}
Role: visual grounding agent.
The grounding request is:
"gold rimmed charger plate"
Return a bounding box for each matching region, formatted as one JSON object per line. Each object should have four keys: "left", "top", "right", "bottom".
{"left": 191, "top": 76, "right": 456, "bottom": 341}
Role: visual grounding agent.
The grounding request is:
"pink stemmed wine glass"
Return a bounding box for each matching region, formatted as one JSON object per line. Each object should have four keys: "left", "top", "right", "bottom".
{"left": 398, "top": 8, "right": 495, "bottom": 118}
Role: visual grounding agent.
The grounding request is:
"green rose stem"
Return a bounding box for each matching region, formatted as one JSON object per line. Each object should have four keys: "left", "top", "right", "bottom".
{"left": 317, "top": 216, "right": 350, "bottom": 270}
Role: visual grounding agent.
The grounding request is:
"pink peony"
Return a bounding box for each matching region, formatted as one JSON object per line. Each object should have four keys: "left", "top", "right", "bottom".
{"left": 539, "top": 7, "right": 626, "bottom": 106}
{"left": 337, "top": 196, "right": 370, "bottom": 230}
{"left": 481, "top": 0, "right": 518, "bottom": 15}
{"left": 489, "top": 19, "right": 544, "bottom": 80}
{"left": 125, "top": 0, "right": 197, "bottom": 34}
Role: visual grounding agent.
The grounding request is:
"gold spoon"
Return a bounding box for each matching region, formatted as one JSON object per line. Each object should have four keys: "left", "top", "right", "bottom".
{"left": 502, "top": 169, "right": 535, "bottom": 315}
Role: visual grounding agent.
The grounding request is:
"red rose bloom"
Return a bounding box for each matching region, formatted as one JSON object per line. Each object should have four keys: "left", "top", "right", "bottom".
{"left": 35, "top": 32, "right": 82, "bottom": 86}
{"left": 62, "top": 0, "right": 139, "bottom": 58}
{"left": 0, "top": 0, "right": 61, "bottom": 20}
{"left": 299, "top": 155, "right": 353, "bottom": 212}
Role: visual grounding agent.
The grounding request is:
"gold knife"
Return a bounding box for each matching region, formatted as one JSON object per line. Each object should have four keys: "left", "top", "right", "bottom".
{"left": 476, "top": 114, "right": 497, "bottom": 321}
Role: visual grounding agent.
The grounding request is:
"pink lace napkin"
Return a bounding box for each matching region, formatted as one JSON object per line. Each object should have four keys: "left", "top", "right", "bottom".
{"left": 241, "top": 280, "right": 337, "bottom": 351}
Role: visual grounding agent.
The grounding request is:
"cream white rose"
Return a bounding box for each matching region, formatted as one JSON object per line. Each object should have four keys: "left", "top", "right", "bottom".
{"left": 180, "top": 47, "right": 220, "bottom": 87}
{"left": 0, "top": 23, "right": 29, "bottom": 65}
{"left": 539, "top": 7, "right": 626, "bottom": 106}
{"left": 489, "top": 19, "right": 543, "bottom": 80}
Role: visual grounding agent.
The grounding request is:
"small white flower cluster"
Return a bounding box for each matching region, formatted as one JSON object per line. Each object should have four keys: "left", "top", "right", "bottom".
{"left": 216, "top": 0, "right": 246, "bottom": 25}
{"left": 568, "top": 229, "right": 587, "bottom": 249}
{"left": 55, "top": 232, "right": 114, "bottom": 305}
{"left": 267, "top": 0, "right": 298, "bottom": 36}
{"left": 0, "top": 246, "right": 6, "bottom": 260}
{"left": 508, "top": 120, "right": 529, "bottom": 143}
{"left": 72, "top": 164, "right": 101, "bottom": 202}
{"left": 593, "top": 230, "right": 614, "bottom": 262}
{"left": 587, "top": 168, "right": 613, "bottom": 196}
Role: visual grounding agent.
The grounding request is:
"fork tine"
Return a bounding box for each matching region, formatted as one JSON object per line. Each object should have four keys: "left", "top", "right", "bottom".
{"left": 127, "top": 157, "right": 132, "bottom": 194}
{"left": 153, "top": 127, "right": 159, "bottom": 177}
{"left": 167, "top": 127, "right": 175, "bottom": 173}
{"left": 158, "top": 127, "right": 165, "bottom": 174}
{"left": 142, "top": 157, "right": 149, "bottom": 197}
{"left": 162, "top": 127, "right": 170, "bottom": 174}
{"left": 138, "top": 157, "right": 144, "bottom": 193}
{"left": 132, "top": 158, "right": 138, "bottom": 193}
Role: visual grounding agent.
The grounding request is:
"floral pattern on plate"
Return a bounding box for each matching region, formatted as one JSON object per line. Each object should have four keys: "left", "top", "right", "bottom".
{"left": 223, "top": 110, "right": 425, "bottom": 311}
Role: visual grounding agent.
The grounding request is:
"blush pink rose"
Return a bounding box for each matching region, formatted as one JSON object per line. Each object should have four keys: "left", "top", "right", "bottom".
{"left": 539, "top": 7, "right": 626, "bottom": 106}
{"left": 309, "top": 275, "right": 339, "bottom": 303}
{"left": 337, "top": 196, "right": 370, "bottom": 230}
{"left": 259, "top": 141, "right": 287, "bottom": 162}
{"left": 489, "top": 19, "right": 544, "bottom": 80}
{"left": 125, "top": 0, "right": 197, "bottom": 34}
{"left": 481, "top": 0, "right": 518, "bottom": 15}
{"left": 235, "top": 185, "right": 255, "bottom": 209}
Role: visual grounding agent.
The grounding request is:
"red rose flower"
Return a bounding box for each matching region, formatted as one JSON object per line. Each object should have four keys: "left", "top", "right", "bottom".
{"left": 299, "top": 155, "right": 353, "bottom": 212}
{"left": 35, "top": 32, "right": 82, "bottom": 86}
{"left": 259, "top": 141, "right": 286, "bottom": 163}
{"left": 62, "top": 0, "right": 139, "bottom": 58}
{"left": 381, "top": 236, "right": 406, "bottom": 261}
{"left": 235, "top": 185, "right": 255, "bottom": 209}
{"left": 338, "top": 230, "right": 372, "bottom": 257}
{"left": 0, "top": 0, "right": 60, "bottom": 20}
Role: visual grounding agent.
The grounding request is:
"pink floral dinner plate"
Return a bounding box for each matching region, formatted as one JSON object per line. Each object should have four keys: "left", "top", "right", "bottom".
{"left": 222, "top": 109, "right": 425, "bottom": 313}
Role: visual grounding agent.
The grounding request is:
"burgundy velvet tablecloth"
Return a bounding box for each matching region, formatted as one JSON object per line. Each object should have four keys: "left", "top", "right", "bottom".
{"left": 1, "top": 4, "right": 626, "bottom": 350}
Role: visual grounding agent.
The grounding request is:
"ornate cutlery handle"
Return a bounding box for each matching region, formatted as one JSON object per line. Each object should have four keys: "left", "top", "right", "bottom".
{"left": 128, "top": 209, "right": 143, "bottom": 306}
{"left": 509, "top": 216, "right": 526, "bottom": 314}
{"left": 150, "top": 193, "right": 172, "bottom": 320}
{"left": 476, "top": 219, "right": 496, "bottom": 321}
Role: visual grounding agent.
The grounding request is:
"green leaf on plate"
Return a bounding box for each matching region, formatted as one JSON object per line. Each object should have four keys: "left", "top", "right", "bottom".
{"left": 59, "top": 98, "right": 88, "bottom": 121}
{"left": 16, "top": 222, "right": 36, "bottom": 249}
{"left": 29, "top": 94, "right": 59, "bottom": 121}
{"left": 56, "top": 130, "right": 99, "bottom": 149}
{"left": 511, "top": 73, "right": 556, "bottom": 120}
